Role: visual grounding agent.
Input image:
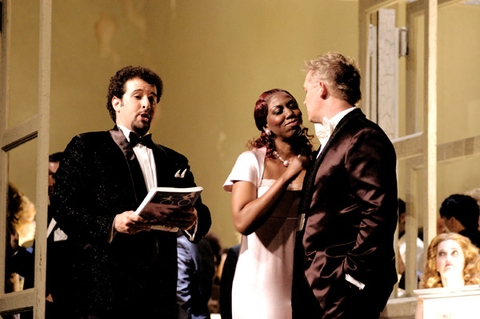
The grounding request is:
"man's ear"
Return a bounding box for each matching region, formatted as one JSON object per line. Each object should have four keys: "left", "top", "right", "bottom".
{"left": 112, "top": 96, "right": 122, "bottom": 111}
{"left": 318, "top": 81, "right": 328, "bottom": 99}
{"left": 451, "top": 216, "right": 465, "bottom": 232}
{"left": 444, "top": 216, "right": 460, "bottom": 232}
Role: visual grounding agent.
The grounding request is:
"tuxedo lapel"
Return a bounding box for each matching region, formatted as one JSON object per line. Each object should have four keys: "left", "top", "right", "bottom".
{"left": 150, "top": 143, "right": 171, "bottom": 186}
{"left": 299, "top": 155, "right": 322, "bottom": 217}
{"left": 318, "top": 108, "right": 362, "bottom": 160}
{"left": 300, "top": 108, "right": 363, "bottom": 218}
{"left": 109, "top": 127, "right": 148, "bottom": 203}
{"left": 150, "top": 144, "right": 194, "bottom": 189}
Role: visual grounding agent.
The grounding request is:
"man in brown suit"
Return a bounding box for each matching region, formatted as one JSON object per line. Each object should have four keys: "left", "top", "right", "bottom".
{"left": 293, "top": 52, "right": 398, "bottom": 319}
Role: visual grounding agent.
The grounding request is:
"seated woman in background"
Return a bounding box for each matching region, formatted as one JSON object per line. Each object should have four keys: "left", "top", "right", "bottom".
{"left": 415, "top": 232, "right": 480, "bottom": 319}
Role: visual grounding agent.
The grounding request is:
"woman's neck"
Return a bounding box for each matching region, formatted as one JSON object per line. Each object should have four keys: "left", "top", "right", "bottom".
{"left": 274, "top": 139, "right": 295, "bottom": 157}
{"left": 441, "top": 275, "right": 465, "bottom": 288}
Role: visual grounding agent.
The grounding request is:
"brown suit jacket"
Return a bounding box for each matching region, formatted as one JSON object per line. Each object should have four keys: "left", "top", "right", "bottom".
{"left": 295, "top": 108, "right": 398, "bottom": 318}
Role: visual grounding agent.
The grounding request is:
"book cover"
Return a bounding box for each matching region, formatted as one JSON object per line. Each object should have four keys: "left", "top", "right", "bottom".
{"left": 134, "top": 186, "right": 203, "bottom": 232}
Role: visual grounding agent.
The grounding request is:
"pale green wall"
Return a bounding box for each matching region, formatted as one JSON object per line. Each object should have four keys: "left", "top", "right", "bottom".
{"left": 436, "top": 4, "right": 480, "bottom": 207}
{"left": 396, "top": 4, "right": 480, "bottom": 213}
{"left": 391, "top": 3, "right": 480, "bottom": 224}
{"left": 4, "top": 0, "right": 355, "bottom": 249}
{"left": 8, "top": 1, "right": 480, "bottom": 250}
{"left": 9, "top": 1, "right": 480, "bottom": 250}
{"left": 145, "top": 1, "right": 359, "bottom": 247}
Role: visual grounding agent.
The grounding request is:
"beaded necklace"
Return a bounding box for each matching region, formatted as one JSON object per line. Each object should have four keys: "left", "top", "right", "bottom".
{"left": 273, "top": 151, "right": 292, "bottom": 167}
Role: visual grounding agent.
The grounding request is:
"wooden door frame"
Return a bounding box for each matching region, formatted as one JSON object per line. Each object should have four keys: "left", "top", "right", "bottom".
{"left": 0, "top": 0, "right": 52, "bottom": 317}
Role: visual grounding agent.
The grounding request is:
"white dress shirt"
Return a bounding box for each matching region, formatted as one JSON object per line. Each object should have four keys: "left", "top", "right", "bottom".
{"left": 118, "top": 125, "right": 157, "bottom": 191}
{"left": 116, "top": 125, "right": 197, "bottom": 241}
{"left": 316, "top": 106, "right": 357, "bottom": 157}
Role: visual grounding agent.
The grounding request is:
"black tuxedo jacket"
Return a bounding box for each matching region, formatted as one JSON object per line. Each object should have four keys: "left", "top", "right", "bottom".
{"left": 294, "top": 109, "right": 398, "bottom": 319}
{"left": 50, "top": 126, "right": 211, "bottom": 318}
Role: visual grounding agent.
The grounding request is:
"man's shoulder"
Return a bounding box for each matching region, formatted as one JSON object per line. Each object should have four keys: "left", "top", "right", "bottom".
{"left": 64, "top": 130, "right": 117, "bottom": 154}
{"left": 337, "top": 109, "right": 390, "bottom": 139}
{"left": 329, "top": 109, "right": 396, "bottom": 160}
{"left": 462, "top": 228, "right": 480, "bottom": 247}
{"left": 153, "top": 142, "right": 189, "bottom": 162}
{"left": 71, "top": 130, "right": 111, "bottom": 142}
{"left": 340, "top": 108, "right": 376, "bottom": 129}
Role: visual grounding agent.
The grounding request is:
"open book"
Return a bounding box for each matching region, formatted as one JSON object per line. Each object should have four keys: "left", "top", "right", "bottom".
{"left": 134, "top": 186, "right": 203, "bottom": 231}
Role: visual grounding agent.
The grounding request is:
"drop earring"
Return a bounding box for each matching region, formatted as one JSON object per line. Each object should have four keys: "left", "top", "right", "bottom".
{"left": 265, "top": 128, "right": 271, "bottom": 135}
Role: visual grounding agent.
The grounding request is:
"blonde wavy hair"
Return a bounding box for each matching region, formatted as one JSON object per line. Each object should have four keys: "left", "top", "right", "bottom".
{"left": 419, "top": 232, "right": 480, "bottom": 288}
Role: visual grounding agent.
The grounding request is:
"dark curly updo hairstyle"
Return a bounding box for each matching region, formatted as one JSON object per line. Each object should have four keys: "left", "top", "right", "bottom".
{"left": 106, "top": 66, "right": 163, "bottom": 123}
{"left": 248, "top": 89, "right": 313, "bottom": 159}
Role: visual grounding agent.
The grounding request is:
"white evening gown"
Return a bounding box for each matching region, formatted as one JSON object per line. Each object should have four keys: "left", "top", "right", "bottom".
{"left": 224, "top": 148, "right": 301, "bottom": 319}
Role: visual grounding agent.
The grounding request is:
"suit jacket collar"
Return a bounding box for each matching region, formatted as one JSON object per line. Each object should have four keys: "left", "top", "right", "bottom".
{"left": 110, "top": 125, "right": 167, "bottom": 158}
{"left": 110, "top": 125, "right": 131, "bottom": 156}
{"left": 315, "top": 108, "right": 364, "bottom": 165}
{"left": 109, "top": 126, "right": 149, "bottom": 202}
{"left": 300, "top": 108, "right": 365, "bottom": 217}
{"left": 328, "top": 106, "right": 357, "bottom": 130}
{"left": 109, "top": 126, "right": 179, "bottom": 190}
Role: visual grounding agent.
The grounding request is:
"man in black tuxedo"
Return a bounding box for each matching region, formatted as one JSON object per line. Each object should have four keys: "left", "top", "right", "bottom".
{"left": 293, "top": 52, "right": 398, "bottom": 319}
{"left": 50, "top": 66, "right": 211, "bottom": 318}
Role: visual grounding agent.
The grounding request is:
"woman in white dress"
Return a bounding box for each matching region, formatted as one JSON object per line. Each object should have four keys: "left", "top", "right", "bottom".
{"left": 223, "top": 89, "right": 313, "bottom": 319}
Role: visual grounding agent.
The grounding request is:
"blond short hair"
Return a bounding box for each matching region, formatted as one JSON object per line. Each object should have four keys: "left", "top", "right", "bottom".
{"left": 304, "top": 51, "right": 361, "bottom": 106}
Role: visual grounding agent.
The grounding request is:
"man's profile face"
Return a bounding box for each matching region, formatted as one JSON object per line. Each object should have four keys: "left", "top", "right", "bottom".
{"left": 48, "top": 161, "right": 60, "bottom": 196}
{"left": 303, "top": 71, "right": 323, "bottom": 123}
{"left": 441, "top": 216, "right": 455, "bottom": 233}
{"left": 113, "top": 77, "right": 158, "bottom": 136}
{"left": 398, "top": 212, "right": 406, "bottom": 234}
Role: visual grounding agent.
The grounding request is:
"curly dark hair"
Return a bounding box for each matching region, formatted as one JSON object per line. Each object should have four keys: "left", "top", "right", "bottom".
{"left": 440, "top": 194, "right": 480, "bottom": 230}
{"left": 247, "top": 88, "right": 313, "bottom": 159}
{"left": 106, "top": 66, "right": 163, "bottom": 123}
{"left": 49, "top": 152, "right": 63, "bottom": 163}
{"left": 7, "top": 183, "right": 23, "bottom": 226}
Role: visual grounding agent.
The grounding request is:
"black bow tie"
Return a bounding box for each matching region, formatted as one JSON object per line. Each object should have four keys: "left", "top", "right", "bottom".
{"left": 129, "top": 132, "right": 154, "bottom": 148}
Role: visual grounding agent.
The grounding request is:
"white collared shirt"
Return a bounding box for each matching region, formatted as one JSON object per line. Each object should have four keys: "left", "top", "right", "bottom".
{"left": 118, "top": 125, "right": 157, "bottom": 191}
{"left": 317, "top": 106, "right": 357, "bottom": 157}
{"left": 116, "top": 125, "right": 197, "bottom": 241}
